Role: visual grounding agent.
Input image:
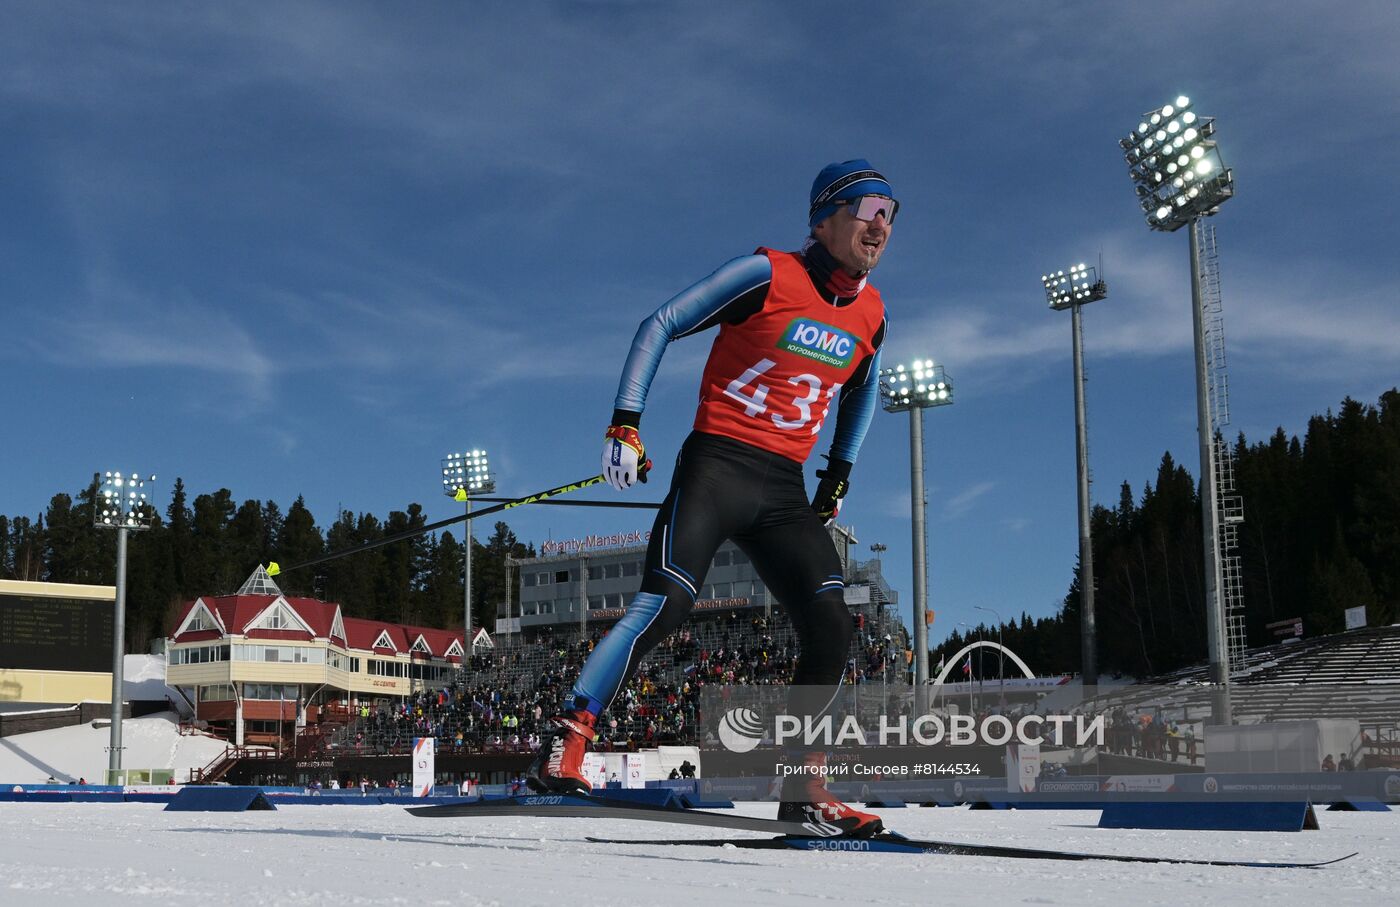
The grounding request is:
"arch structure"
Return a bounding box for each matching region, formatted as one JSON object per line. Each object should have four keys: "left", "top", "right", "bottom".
{"left": 930, "top": 641, "right": 1035, "bottom": 689}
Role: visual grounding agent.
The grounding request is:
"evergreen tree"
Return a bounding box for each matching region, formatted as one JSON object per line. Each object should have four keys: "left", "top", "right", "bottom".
{"left": 261, "top": 500, "right": 284, "bottom": 555}
{"left": 165, "top": 478, "right": 193, "bottom": 595}
{"left": 131, "top": 517, "right": 182, "bottom": 652}
{"left": 474, "top": 521, "right": 533, "bottom": 632}
{"left": 378, "top": 504, "right": 428, "bottom": 624}
{"left": 419, "top": 530, "right": 464, "bottom": 632}
{"left": 44, "top": 484, "right": 109, "bottom": 584}
{"left": 187, "top": 489, "right": 238, "bottom": 594}
{"left": 6, "top": 515, "right": 46, "bottom": 581}
{"left": 276, "top": 496, "right": 323, "bottom": 598}
{"left": 322, "top": 510, "right": 385, "bottom": 618}
{"left": 228, "top": 499, "right": 269, "bottom": 584}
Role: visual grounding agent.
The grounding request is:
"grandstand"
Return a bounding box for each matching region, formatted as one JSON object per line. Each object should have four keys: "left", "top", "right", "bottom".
{"left": 1077, "top": 624, "right": 1400, "bottom": 769}
{"left": 318, "top": 588, "right": 910, "bottom": 764}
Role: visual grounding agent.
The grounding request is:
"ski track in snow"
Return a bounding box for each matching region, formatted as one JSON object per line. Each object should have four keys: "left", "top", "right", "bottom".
{"left": 0, "top": 802, "right": 1394, "bottom": 906}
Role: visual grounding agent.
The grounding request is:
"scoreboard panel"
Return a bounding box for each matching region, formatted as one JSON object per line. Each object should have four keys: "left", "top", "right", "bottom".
{"left": 0, "top": 593, "right": 113, "bottom": 673}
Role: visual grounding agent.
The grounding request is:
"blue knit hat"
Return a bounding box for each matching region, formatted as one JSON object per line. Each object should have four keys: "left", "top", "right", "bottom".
{"left": 809, "top": 159, "right": 894, "bottom": 227}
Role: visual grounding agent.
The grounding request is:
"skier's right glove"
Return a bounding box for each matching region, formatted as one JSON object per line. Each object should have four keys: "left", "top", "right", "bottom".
{"left": 811, "top": 457, "right": 852, "bottom": 526}
{"left": 602, "top": 421, "right": 653, "bottom": 491}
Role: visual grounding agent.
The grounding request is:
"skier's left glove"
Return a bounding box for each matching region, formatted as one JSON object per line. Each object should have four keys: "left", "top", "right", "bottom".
{"left": 811, "top": 457, "right": 852, "bottom": 526}
{"left": 602, "top": 417, "right": 653, "bottom": 492}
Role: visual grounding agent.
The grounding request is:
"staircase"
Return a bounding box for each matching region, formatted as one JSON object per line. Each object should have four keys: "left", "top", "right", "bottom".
{"left": 188, "top": 745, "right": 279, "bottom": 784}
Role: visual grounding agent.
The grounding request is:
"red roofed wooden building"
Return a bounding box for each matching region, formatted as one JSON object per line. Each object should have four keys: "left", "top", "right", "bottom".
{"left": 165, "top": 567, "right": 474, "bottom": 745}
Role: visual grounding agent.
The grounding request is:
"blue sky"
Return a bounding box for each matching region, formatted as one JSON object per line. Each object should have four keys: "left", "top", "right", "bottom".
{"left": 3, "top": 2, "right": 1397, "bottom": 662}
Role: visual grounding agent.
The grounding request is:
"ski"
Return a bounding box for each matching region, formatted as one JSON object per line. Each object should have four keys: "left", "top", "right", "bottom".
{"left": 409, "top": 796, "right": 1357, "bottom": 868}
{"left": 406, "top": 793, "right": 828, "bottom": 836}
{"left": 583, "top": 833, "right": 1358, "bottom": 868}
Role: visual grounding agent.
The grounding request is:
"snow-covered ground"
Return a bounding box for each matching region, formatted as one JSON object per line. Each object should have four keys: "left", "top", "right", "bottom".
{"left": 0, "top": 712, "right": 226, "bottom": 785}
{"left": 122, "top": 654, "right": 186, "bottom": 710}
{"left": 0, "top": 653, "right": 217, "bottom": 784}
{"left": 0, "top": 802, "right": 1394, "bottom": 906}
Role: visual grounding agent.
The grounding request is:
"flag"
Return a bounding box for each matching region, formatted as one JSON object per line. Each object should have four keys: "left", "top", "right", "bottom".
{"left": 962, "top": 655, "right": 972, "bottom": 676}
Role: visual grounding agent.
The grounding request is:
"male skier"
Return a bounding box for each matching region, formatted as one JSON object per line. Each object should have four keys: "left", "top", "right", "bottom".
{"left": 527, "top": 160, "right": 895, "bottom": 837}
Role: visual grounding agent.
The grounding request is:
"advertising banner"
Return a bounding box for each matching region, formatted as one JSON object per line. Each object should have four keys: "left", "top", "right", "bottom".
{"left": 624, "top": 752, "right": 647, "bottom": 789}
{"left": 1010, "top": 743, "right": 1040, "bottom": 793}
{"left": 582, "top": 753, "right": 607, "bottom": 789}
{"left": 411, "top": 737, "right": 435, "bottom": 798}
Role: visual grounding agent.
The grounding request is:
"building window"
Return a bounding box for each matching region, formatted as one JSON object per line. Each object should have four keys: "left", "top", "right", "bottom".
{"left": 367, "top": 659, "right": 406, "bottom": 678}
{"left": 523, "top": 573, "right": 536, "bottom": 587}
{"left": 604, "top": 563, "right": 620, "bottom": 579}
{"left": 198, "top": 684, "right": 234, "bottom": 702}
{"left": 350, "top": 657, "right": 361, "bottom": 673}
{"left": 708, "top": 583, "right": 731, "bottom": 598}
{"left": 554, "top": 569, "right": 570, "bottom": 584}
{"left": 536, "top": 572, "right": 551, "bottom": 585}
{"left": 588, "top": 595, "right": 604, "bottom": 610}
{"left": 172, "top": 644, "right": 230, "bottom": 665}
{"left": 732, "top": 549, "right": 750, "bottom": 565}
{"left": 608, "top": 593, "right": 625, "bottom": 608}
{"left": 622, "top": 561, "right": 640, "bottom": 577}
{"left": 412, "top": 663, "right": 454, "bottom": 683}
{"left": 587, "top": 566, "right": 602, "bottom": 581}
{"left": 540, "top": 601, "right": 554, "bottom": 615}
{"left": 713, "top": 551, "right": 731, "bottom": 567}
{"left": 246, "top": 720, "right": 285, "bottom": 734}
{"left": 243, "top": 683, "right": 299, "bottom": 701}
{"left": 522, "top": 602, "right": 537, "bottom": 616}
{"left": 233, "top": 645, "right": 324, "bottom": 664}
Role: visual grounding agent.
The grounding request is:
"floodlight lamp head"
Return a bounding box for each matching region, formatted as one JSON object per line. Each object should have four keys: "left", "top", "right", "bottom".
{"left": 879, "top": 359, "right": 954, "bottom": 412}
{"left": 1121, "top": 95, "right": 1234, "bottom": 231}
{"left": 442, "top": 447, "right": 496, "bottom": 495}
{"left": 94, "top": 470, "right": 157, "bottom": 530}
{"left": 1043, "top": 263, "right": 1108, "bottom": 310}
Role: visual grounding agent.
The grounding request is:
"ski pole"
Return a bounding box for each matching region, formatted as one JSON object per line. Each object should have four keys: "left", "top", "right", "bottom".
{"left": 266, "top": 473, "right": 608, "bottom": 578}
{"left": 468, "top": 497, "right": 661, "bottom": 510}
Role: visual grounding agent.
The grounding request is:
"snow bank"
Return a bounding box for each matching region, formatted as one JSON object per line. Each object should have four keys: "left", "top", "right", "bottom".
{"left": 122, "top": 653, "right": 186, "bottom": 709}
{"left": 0, "top": 711, "right": 226, "bottom": 785}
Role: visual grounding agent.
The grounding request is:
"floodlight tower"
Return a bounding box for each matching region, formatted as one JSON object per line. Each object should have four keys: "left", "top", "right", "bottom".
{"left": 441, "top": 450, "right": 495, "bottom": 670}
{"left": 878, "top": 359, "right": 953, "bottom": 716}
{"left": 94, "top": 470, "right": 156, "bottom": 780}
{"left": 1042, "top": 263, "right": 1108, "bottom": 687}
{"left": 1120, "top": 95, "right": 1240, "bottom": 724}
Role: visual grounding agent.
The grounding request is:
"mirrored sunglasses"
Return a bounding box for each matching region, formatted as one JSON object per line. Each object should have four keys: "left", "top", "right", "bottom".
{"left": 835, "top": 195, "right": 899, "bottom": 223}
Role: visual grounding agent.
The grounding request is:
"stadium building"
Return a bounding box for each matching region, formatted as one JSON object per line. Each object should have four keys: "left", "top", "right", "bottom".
{"left": 165, "top": 567, "right": 475, "bottom": 747}
{"left": 497, "top": 522, "right": 896, "bottom": 634}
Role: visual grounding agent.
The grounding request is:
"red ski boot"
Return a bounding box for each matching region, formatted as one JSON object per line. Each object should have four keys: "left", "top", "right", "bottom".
{"left": 776, "top": 753, "right": 884, "bottom": 837}
{"left": 526, "top": 710, "right": 598, "bottom": 795}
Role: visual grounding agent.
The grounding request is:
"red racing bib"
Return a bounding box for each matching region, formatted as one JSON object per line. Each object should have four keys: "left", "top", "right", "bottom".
{"left": 692, "top": 248, "right": 885, "bottom": 462}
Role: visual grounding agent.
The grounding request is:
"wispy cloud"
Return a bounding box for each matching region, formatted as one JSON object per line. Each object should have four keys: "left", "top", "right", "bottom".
{"left": 881, "top": 226, "right": 1400, "bottom": 395}
{"left": 944, "top": 481, "right": 996, "bottom": 519}
{"left": 24, "top": 279, "right": 279, "bottom": 410}
{"left": 877, "top": 490, "right": 914, "bottom": 522}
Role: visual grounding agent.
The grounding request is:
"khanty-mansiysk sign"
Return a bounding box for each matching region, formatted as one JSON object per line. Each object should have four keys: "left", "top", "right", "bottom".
{"left": 539, "top": 530, "right": 651, "bottom": 557}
